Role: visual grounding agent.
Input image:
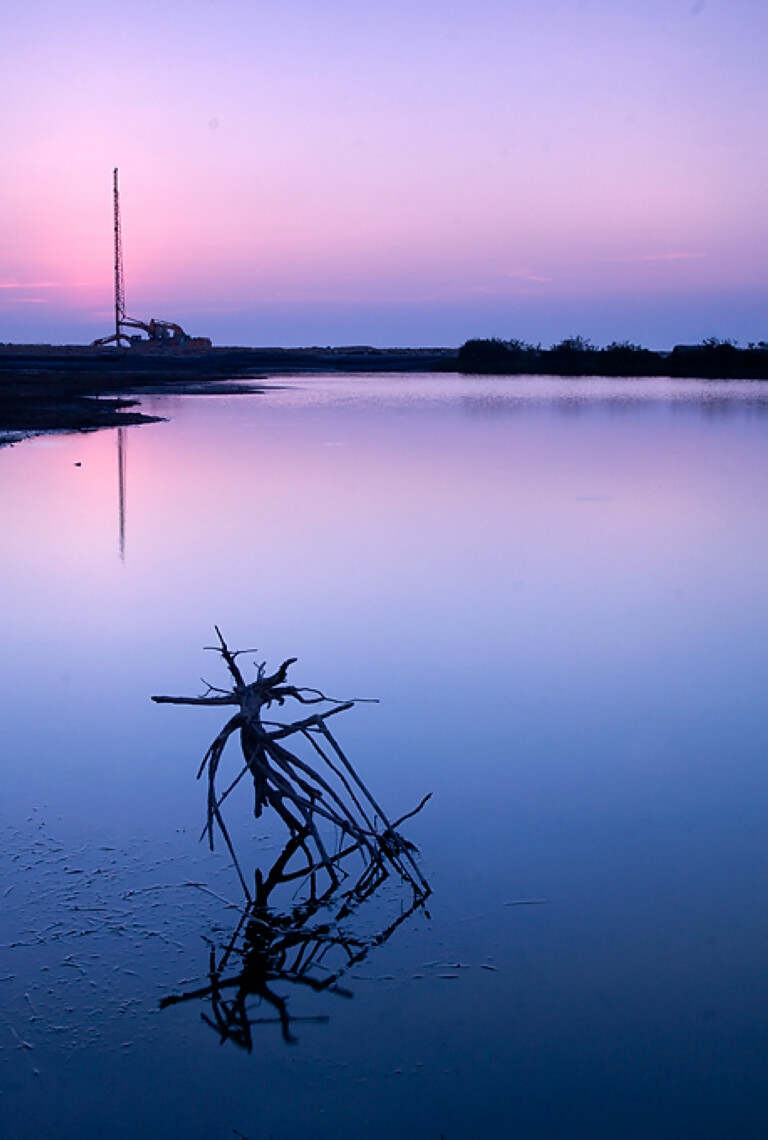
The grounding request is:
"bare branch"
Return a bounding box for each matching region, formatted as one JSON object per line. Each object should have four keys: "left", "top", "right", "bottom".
{"left": 212, "top": 626, "right": 246, "bottom": 690}
{"left": 152, "top": 694, "right": 239, "bottom": 706}
{"left": 267, "top": 703, "right": 354, "bottom": 740}
{"left": 152, "top": 630, "right": 431, "bottom": 903}
{"left": 391, "top": 793, "right": 433, "bottom": 830}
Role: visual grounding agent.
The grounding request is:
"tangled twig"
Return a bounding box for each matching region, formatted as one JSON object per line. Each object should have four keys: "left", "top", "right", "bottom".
{"left": 152, "top": 629, "right": 431, "bottom": 903}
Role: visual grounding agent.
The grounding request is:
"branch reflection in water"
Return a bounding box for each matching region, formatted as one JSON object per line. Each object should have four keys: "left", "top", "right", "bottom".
{"left": 153, "top": 630, "right": 431, "bottom": 1046}
{"left": 161, "top": 829, "right": 429, "bottom": 1046}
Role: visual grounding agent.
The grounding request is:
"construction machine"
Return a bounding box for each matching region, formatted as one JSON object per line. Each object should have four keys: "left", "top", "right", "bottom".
{"left": 92, "top": 169, "right": 211, "bottom": 351}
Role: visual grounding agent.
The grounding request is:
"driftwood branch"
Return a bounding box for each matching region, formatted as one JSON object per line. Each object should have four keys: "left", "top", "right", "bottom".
{"left": 152, "top": 631, "right": 431, "bottom": 901}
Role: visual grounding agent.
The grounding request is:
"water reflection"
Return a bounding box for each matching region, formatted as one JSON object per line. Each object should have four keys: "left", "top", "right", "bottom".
{"left": 117, "top": 427, "right": 126, "bottom": 561}
{"left": 161, "top": 829, "right": 429, "bottom": 1046}
{"left": 459, "top": 387, "right": 768, "bottom": 419}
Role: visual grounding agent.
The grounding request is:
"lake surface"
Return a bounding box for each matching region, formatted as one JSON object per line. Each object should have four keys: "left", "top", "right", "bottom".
{"left": 2, "top": 373, "right": 768, "bottom": 1138}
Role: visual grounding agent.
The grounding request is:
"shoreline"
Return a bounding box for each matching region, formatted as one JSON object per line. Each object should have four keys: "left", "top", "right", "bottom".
{"left": 0, "top": 371, "right": 273, "bottom": 445}
{"left": 0, "top": 343, "right": 457, "bottom": 375}
{"left": 0, "top": 344, "right": 457, "bottom": 443}
{"left": 3, "top": 338, "right": 767, "bottom": 444}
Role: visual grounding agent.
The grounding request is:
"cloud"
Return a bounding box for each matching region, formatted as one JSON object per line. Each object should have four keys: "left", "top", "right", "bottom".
{"left": 600, "top": 252, "right": 707, "bottom": 266}
{"left": 636, "top": 252, "right": 706, "bottom": 263}
{"left": 0, "top": 282, "right": 87, "bottom": 289}
{"left": 504, "top": 271, "right": 553, "bottom": 283}
{"left": 0, "top": 296, "right": 49, "bottom": 305}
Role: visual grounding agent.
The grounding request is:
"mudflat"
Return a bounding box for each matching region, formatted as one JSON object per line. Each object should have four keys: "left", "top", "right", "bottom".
{"left": 0, "top": 371, "right": 267, "bottom": 441}
{"left": 0, "top": 344, "right": 456, "bottom": 441}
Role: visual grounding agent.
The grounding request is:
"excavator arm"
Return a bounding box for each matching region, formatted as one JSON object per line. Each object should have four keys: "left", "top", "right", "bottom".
{"left": 92, "top": 316, "right": 190, "bottom": 348}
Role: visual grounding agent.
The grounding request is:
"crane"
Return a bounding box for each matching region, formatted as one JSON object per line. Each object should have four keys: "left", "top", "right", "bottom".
{"left": 93, "top": 168, "right": 210, "bottom": 350}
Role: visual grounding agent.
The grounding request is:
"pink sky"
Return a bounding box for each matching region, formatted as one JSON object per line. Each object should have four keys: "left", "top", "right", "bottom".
{"left": 2, "top": 0, "right": 767, "bottom": 347}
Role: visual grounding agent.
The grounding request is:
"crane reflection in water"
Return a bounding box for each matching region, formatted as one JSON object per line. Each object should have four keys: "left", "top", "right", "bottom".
{"left": 117, "top": 427, "right": 126, "bottom": 562}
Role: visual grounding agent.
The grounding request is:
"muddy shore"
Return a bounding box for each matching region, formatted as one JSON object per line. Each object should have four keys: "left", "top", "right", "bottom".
{"left": 0, "top": 372, "right": 270, "bottom": 443}
{"left": 0, "top": 344, "right": 457, "bottom": 441}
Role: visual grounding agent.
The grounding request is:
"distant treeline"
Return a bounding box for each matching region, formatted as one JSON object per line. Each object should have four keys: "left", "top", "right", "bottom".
{"left": 457, "top": 336, "right": 768, "bottom": 379}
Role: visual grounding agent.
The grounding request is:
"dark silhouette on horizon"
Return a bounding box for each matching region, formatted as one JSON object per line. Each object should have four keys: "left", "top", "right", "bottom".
{"left": 458, "top": 335, "right": 768, "bottom": 379}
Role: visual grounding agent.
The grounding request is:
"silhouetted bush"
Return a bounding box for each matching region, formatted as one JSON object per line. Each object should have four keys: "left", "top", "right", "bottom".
{"left": 600, "top": 341, "right": 661, "bottom": 376}
{"left": 457, "top": 337, "right": 539, "bottom": 373}
{"left": 458, "top": 334, "right": 768, "bottom": 378}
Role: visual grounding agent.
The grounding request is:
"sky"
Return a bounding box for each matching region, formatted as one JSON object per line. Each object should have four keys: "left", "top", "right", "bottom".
{"left": 1, "top": 0, "right": 767, "bottom": 348}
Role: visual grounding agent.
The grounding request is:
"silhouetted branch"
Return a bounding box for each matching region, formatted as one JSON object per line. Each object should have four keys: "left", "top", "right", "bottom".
{"left": 152, "top": 694, "right": 239, "bottom": 706}
{"left": 151, "top": 631, "right": 431, "bottom": 900}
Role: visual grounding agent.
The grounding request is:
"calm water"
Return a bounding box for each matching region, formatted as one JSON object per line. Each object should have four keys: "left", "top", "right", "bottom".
{"left": 2, "top": 374, "right": 768, "bottom": 1138}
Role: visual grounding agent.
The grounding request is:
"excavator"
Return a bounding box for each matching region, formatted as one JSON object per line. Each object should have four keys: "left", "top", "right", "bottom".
{"left": 92, "top": 315, "right": 210, "bottom": 350}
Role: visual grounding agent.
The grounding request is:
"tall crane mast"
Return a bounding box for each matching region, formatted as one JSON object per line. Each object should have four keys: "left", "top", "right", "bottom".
{"left": 93, "top": 168, "right": 208, "bottom": 349}
{"left": 113, "top": 167, "right": 126, "bottom": 346}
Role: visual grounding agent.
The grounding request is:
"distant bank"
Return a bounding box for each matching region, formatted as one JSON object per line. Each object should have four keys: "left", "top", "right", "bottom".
{"left": 4, "top": 336, "right": 768, "bottom": 380}
{"left": 2, "top": 336, "right": 767, "bottom": 443}
{"left": 0, "top": 344, "right": 457, "bottom": 441}
{"left": 0, "top": 343, "right": 457, "bottom": 378}
{"left": 457, "top": 336, "right": 768, "bottom": 380}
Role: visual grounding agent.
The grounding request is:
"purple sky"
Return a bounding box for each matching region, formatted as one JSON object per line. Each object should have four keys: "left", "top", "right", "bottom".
{"left": 2, "top": 0, "right": 767, "bottom": 347}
